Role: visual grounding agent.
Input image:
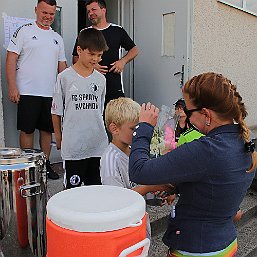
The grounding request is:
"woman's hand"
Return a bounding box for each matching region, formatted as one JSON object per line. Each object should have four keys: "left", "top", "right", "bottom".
{"left": 139, "top": 102, "right": 159, "bottom": 127}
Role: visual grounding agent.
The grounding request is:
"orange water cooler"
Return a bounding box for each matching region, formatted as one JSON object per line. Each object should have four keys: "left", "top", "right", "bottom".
{"left": 46, "top": 185, "right": 150, "bottom": 257}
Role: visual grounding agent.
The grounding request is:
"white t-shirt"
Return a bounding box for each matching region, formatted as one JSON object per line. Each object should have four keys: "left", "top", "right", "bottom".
{"left": 7, "top": 22, "right": 66, "bottom": 97}
{"left": 100, "top": 143, "right": 151, "bottom": 239}
{"left": 100, "top": 143, "right": 132, "bottom": 188}
{"left": 51, "top": 67, "right": 108, "bottom": 160}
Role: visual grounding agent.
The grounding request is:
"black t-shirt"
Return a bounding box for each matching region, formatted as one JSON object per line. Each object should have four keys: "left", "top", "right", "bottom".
{"left": 72, "top": 24, "right": 136, "bottom": 97}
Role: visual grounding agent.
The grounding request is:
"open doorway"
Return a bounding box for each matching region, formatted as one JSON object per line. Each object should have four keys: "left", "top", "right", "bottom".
{"left": 75, "top": 0, "right": 134, "bottom": 97}
{"left": 77, "top": 0, "right": 88, "bottom": 33}
{"left": 76, "top": 0, "right": 119, "bottom": 33}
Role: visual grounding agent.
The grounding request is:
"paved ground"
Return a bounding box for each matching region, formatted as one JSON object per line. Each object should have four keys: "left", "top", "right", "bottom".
{"left": 1, "top": 163, "right": 256, "bottom": 257}
{"left": 0, "top": 164, "right": 64, "bottom": 257}
{"left": 0, "top": 164, "right": 169, "bottom": 257}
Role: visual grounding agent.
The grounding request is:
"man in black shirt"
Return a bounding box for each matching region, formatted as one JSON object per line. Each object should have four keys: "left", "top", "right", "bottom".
{"left": 72, "top": 0, "right": 139, "bottom": 105}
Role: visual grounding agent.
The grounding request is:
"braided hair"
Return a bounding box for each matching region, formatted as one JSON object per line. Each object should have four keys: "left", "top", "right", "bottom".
{"left": 183, "top": 72, "right": 257, "bottom": 172}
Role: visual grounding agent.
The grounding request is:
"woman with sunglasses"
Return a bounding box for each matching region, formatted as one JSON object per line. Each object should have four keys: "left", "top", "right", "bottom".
{"left": 129, "top": 72, "right": 257, "bottom": 257}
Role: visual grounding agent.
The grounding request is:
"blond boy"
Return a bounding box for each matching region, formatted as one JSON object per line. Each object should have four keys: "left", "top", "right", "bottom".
{"left": 100, "top": 97, "right": 175, "bottom": 238}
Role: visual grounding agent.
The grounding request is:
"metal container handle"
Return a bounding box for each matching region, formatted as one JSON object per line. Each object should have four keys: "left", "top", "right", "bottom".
{"left": 20, "top": 183, "right": 44, "bottom": 198}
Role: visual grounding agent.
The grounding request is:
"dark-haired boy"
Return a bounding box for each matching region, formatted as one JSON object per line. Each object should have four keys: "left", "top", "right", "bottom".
{"left": 72, "top": 0, "right": 138, "bottom": 106}
{"left": 52, "top": 28, "right": 109, "bottom": 189}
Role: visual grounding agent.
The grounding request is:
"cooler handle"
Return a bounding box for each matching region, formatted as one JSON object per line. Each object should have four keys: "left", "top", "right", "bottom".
{"left": 128, "top": 219, "right": 142, "bottom": 227}
{"left": 20, "top": 183, "right": 43, "bottom": 198}
{"left": 119, "top": 238, "right": 150, "bottom": 257}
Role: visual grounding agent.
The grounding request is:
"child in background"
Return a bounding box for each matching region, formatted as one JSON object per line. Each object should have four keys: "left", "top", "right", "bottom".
{"left": 174, "top": 98, "right": 191, "bottom": 141}
{"left": 177, "top": 126, "right": 204, "bottom": 146}
{"left": 100, "top": 97, "right": 175, "bottom": 238}
{"left": 51, "top": 28, "right": 109, "bottom": 189}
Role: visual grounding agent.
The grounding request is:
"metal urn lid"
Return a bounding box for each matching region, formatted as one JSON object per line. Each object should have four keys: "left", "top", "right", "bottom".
{"left": 0, "top": 148, "right": 44, "bottom": 165}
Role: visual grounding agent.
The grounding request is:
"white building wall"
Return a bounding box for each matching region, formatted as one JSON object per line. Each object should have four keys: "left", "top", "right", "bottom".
{"left": 0, "top": 0, "right": 76, "bottom": 160}
{"left": 191, "top": 0, "right": 257, "bottom": 128}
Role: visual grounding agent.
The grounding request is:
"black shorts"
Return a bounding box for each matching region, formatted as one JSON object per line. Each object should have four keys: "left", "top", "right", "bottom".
{"left": 64, "top": 157, "right": 101, "bottom": 189}
{"left": 17, "top": 95, "right": 54, "bottom": 134}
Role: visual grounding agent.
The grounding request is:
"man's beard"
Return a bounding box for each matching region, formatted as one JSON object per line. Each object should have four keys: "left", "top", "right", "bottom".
{"left": 90, "top": 17, "right": 100, "bottom": 25}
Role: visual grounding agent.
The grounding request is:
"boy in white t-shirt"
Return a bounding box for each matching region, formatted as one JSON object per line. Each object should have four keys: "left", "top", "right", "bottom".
{"left": 52, "top": 28, "right": 109, "bottom": 189}
{"left": 100, "top": 97, "right": 175, "bottom": 238}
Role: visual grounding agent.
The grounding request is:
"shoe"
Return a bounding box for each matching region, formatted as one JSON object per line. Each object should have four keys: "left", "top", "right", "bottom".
{"left": 46, "top": 160, "right": 59, "bottom": 180}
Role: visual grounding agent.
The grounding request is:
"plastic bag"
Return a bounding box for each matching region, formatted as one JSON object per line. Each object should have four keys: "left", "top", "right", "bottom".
{"left": 150, "top": 105, "right": 178, "bottom": 156}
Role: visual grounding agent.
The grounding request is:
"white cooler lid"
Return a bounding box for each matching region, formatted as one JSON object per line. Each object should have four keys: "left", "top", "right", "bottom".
{"left": 47, "top": 185, "right": 146, "bottom": 232}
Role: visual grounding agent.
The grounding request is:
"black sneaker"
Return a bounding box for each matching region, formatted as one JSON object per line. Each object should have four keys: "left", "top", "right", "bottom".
{"left": 46, "top": 160, "right": 59, "bottom": 180}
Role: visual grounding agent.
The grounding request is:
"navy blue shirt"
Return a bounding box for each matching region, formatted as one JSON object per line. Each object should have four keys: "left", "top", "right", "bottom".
{"left": 129, "top": 123, "right": 255, "bottom": 253}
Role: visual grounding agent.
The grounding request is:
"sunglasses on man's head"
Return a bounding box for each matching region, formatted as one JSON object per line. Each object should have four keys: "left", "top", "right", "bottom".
{"left": 183, "top": 106, "right": 202, "bottom": 118}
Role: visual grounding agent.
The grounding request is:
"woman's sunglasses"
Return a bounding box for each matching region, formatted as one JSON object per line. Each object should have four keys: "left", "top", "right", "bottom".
{"left": 183, "top": 106, "right": 202, "bottom": 118}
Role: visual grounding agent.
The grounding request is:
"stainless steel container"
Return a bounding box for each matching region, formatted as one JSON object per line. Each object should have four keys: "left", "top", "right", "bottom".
{"left": 0, "top": 148, "right": 47, "bottom": 257}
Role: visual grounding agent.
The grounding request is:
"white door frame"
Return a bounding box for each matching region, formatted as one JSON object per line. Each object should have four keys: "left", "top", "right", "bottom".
{"left": 116, "top": 0, "right": 136, "bottom": 98}
{"left": 185, "top": 0, "right": 193, "bottom": 82}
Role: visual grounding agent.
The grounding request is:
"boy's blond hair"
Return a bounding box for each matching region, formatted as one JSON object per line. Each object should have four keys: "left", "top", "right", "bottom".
{"left": 105, "top": 97, "right": 141, "bottom": 130}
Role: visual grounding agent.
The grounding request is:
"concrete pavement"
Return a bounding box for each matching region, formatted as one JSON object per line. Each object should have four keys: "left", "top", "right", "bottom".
{"left": 1, "top": 163, "right": 256, "bottom": 257}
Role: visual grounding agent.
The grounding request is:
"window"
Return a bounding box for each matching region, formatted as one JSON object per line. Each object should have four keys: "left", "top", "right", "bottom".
{"left": 162, "top": 13, "right": 175, "bottom": 57}
{"left": 218, "top": 0, "right": 257, "bottom": 16}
